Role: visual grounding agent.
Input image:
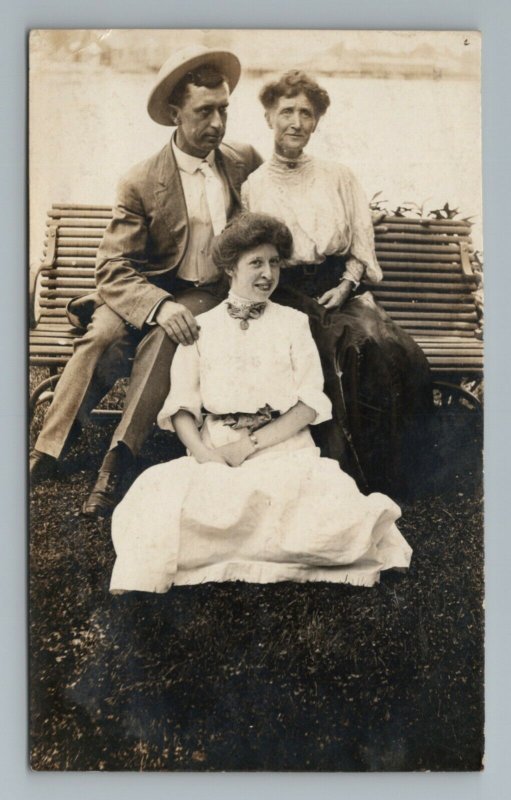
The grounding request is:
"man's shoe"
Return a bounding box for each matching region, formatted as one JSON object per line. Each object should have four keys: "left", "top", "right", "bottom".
{"left": 81, "top": 444, "right": 133, "bottom": 518}
{"left": 81, "top": 469, "right": 123, "bottom": 518}
{"left": 29, "top": 450, "right": 57, "bottom": 485}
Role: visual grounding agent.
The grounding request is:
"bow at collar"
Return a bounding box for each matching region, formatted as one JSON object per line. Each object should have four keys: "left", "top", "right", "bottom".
{"left": 226, "top": 292, "right": 268, "bottom": 330}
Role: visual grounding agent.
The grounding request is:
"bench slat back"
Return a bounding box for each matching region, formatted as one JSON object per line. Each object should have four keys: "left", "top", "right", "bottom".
{"left": 30, "top": 205, "right": 483, "bottom": 374}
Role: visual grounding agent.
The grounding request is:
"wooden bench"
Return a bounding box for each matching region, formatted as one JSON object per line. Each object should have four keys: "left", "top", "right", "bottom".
{"left": 370, "top": 214, "right": 483, "bottom": 383}
{"left": 29, "top": 204, "right": 483, "bottom": 415}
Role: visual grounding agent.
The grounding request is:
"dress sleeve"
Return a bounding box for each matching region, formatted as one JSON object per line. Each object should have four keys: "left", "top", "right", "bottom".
{"left": 156, "top": 342, "right": 202, "bottom": 432}
{"left": 290, "top": 313, "right": 332, "bottom": 425}
{"left": 342, "top": 167, "right": 383, "bottom": 284}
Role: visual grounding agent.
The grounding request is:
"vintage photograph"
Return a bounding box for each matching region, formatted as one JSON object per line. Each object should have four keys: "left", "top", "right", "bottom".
{"left": 29, "top": 29, "right": 483, "bottom": 771}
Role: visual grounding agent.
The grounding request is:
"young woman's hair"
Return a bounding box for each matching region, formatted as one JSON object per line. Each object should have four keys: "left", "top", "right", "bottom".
{"left": 169, "top": 64, "right": 226, "bottom": 108}
{"left": 259, "top": 70, "right": 330, "bottom": 119}
{"left": 212, "top": 212, "right": 293, "bottom": 273}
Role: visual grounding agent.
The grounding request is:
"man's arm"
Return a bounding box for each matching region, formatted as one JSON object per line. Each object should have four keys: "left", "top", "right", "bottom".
{"left": 95, "top": 174, "right": 199, "bottom": 344}
{"left": 95, "top": 176, "right": 171, "bottom": 329}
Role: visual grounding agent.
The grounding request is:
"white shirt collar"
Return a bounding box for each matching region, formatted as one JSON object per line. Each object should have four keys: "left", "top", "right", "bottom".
{"left": 172, "top": 135, "right": 216, "bottom": 174}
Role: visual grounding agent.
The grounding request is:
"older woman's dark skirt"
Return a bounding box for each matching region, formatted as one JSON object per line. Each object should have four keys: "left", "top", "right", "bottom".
{"left": 273, "top": 257, "right": 433, "bottom": 498}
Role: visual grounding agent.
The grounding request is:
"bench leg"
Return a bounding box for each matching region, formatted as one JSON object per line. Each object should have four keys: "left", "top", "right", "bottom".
{"left": 29, "top": 373, "right": 62, "bottom": 420}
{"left": 30, "top": 370, "right": 125, "bottom": 427}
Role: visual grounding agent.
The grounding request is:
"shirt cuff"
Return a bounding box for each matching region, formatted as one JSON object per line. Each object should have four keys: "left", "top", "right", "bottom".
{"left": 341, "top": 258, "right": 366, "bottom": 287}
{"left": 145, "top": 296, "right": 173, "bottom": 326}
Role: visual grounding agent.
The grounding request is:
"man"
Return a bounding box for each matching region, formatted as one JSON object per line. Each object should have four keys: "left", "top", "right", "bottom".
{"left": 30, "top": 45, "right": 262, "bottom": 517}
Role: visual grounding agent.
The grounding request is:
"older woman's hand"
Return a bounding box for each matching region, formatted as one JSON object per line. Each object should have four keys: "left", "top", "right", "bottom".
{"left": 317, "top": 280, "right": 353, "bottom": 310}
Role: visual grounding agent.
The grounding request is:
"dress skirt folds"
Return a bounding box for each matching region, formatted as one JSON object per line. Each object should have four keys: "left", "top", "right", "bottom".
{"left": 110, "top": 300, "right": 412, "bottom": 594}
{"left": 110, "top": 425, "right": 411, "bottom": 594}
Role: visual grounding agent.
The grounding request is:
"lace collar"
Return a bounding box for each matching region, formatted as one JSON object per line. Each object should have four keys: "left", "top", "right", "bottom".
{"left": 269, "top": 151, "right": 312, "bottom": 174}
{"left": 225, "top": 291, "right": 268, "bottom": 330}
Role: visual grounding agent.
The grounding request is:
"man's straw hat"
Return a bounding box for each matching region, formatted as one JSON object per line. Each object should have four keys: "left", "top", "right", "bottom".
{"left": 147, "top": 45, "right": 241, "bottom": 125}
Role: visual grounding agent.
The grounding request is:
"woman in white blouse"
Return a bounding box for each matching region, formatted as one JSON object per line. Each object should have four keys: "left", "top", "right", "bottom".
{"left": 242, "top": 70, "right": 432, "bottom": 497}
{"left": 110, "top": 213, "right": 411, "bottom": 594}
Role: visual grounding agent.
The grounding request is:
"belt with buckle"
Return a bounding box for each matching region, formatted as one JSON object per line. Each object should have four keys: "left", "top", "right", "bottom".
{"left": 207, "top": 407, "right": 281, "bottom": 431}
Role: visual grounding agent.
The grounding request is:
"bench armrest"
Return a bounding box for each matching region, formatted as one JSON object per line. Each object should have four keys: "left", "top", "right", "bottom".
{"left": 41, "top": 225, "right": 58, "bottom": 268}
{"left": 29, "top": 264, "right": 44, "bottom": 330}
{"left": 30, "top": 224, "right": 58, "bottom": 329}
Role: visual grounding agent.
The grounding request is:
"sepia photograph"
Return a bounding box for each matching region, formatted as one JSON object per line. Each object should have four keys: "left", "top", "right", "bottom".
{"left": 28, "top": 28, "right": 483, "bottom": 771}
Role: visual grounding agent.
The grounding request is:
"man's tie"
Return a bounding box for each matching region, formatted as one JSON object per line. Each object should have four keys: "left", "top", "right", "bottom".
{"left": 198, "top": 160, "right": 227, "bottom": 236}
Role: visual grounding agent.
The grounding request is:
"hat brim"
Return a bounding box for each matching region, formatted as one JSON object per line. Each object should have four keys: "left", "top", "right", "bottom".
{"left": 147, "top": 50, "right": 241, "bottom": 126}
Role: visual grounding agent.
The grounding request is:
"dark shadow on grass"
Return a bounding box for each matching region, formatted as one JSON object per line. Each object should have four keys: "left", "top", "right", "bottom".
{"left": 29, "top": 382, "right": 483, "bottom": 771}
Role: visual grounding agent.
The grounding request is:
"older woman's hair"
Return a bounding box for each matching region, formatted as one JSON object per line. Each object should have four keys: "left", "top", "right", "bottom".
{"left": 259, "top": 70, "right": 330, "bottom": 119}
{"left": 212, "top": 212, "right": 293, "bottom": 273}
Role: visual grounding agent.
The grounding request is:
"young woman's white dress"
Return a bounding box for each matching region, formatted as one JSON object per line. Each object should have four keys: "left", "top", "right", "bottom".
{"left": 110, "top": 301, "right": 412, "bottom": 593}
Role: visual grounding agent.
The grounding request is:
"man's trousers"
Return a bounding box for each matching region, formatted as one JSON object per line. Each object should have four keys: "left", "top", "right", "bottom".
{"left": 35, "top": 284, "right": 223, "bottom": 459}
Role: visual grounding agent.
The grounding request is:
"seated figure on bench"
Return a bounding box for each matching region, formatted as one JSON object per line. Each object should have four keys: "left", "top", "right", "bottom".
{"left": 242, "top": 70, "right": 433, "bottom": 496}
{"left": 29, "top": 45, "right": 262, "bottom": 517}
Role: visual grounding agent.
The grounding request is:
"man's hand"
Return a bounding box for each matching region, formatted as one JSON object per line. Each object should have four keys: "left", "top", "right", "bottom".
{"left": 155, "top": 300, "right": 200, "bottom": 345}
{"left": 317, "top": 280, "right": 353, "bottom": 311}
{"left": 216, "top": 433, "right": 255, "bottom": 468}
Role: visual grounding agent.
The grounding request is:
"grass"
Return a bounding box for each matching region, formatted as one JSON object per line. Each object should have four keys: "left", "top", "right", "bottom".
{"left": 29, "top": 369, "right": 484, "bottom": 771}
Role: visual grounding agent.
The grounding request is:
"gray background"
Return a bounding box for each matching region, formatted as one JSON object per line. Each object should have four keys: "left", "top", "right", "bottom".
{"left": 4, "top": 0, "right": 509, "bottom": 797}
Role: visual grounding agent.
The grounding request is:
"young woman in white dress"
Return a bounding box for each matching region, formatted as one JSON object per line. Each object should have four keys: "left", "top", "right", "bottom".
{"left": 110, "top": 213, "right": 412, "bottom": 594}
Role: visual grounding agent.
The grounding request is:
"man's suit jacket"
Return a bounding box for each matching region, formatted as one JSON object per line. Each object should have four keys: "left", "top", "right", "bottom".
{"left": 69, "top": 140, "right": 262, "bottom": 330}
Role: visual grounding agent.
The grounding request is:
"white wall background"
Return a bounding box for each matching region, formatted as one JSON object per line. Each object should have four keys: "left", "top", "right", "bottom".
{"left": 29, "top": 29, "right": 482, "bottom": 272}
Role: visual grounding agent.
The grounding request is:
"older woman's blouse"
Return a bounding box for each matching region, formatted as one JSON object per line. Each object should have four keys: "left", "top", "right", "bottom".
{"left": 241, "top": 154, "right": 382, "bottom": 284}
{"left": 157, "top": 300, "right": 332, "bottom": 432}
